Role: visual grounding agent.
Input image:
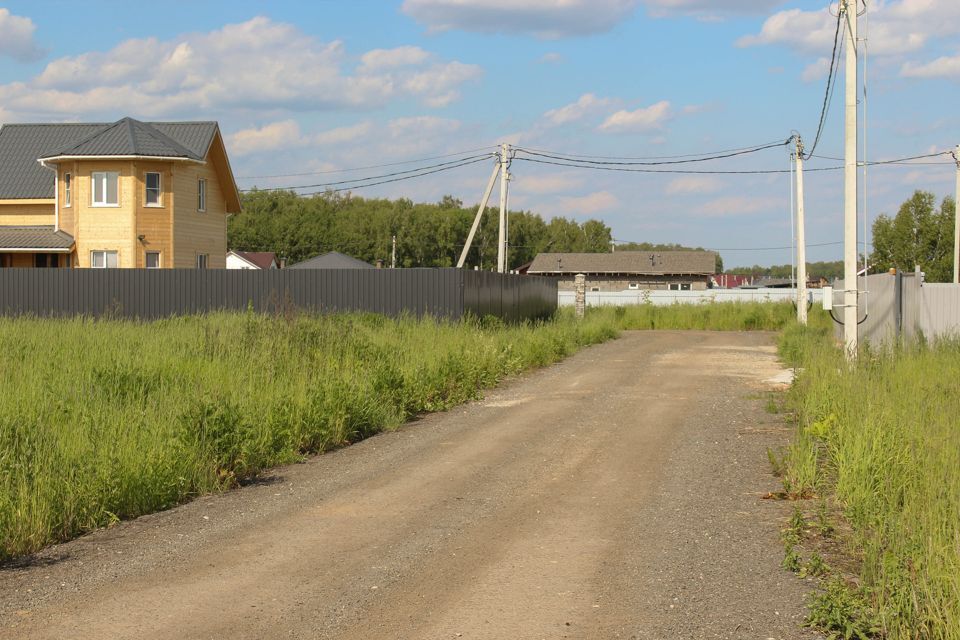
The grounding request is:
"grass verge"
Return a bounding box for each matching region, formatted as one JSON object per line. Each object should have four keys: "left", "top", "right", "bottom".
{"left": 776, "top": 325, "right": 960, "bottom": 639}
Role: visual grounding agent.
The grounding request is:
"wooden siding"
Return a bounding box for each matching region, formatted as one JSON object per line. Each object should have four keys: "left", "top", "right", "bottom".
{"left": 133, "top": 161, "right": 174, "bottom": 268}
{"left": 71, "top": 161, "right": 137, "bottom": 268}
{"left": 0, "top": 202, "right": 55, "bottom": 226}
{"left": 172, "top": 162, "right": 227, "bottom": 268}
{"left": 58, "top": 163, "right": 76, "bottom": 236}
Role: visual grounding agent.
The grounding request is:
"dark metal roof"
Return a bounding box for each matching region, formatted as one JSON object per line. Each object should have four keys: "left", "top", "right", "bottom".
{"left": 527, "top": 251, "right": 716, "bottom": 275}
{"left": 0, "top": 226, "right": 75, "bottom": 250}
{"left": 0, "top": 118, "right": 219, "bottom": 199}
{"left": 288, "top": 251, "right": 375, "bottom": 270}
{"left": 0, "top": 123, "right": 104, "bottom": 198}
{"left": 42, "top": 117, "right": 205, "bottom": 161}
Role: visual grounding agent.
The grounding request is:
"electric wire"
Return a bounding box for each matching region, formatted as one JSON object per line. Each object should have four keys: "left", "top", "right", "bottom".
{"left": 291, "top": 156, "right": 495, "bottom": 196}
{"left": 236, "top": 145, "right": 498, "bottom": 180}
{"left": 804, "top": 8, "right": 845, "bottom": 160}
{"left": 240, "top": 153, "right": 497, "bottom": 193}
{"left": 513, "top": 139, "right": 791, "bottom": 166}
{"left": 511, "top": 139, "right": 790, "bottom": 162}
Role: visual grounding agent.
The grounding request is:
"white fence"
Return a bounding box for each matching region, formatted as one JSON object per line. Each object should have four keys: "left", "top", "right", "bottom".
{"left": 558, "top": 288, "right": 824, "bottom": 307}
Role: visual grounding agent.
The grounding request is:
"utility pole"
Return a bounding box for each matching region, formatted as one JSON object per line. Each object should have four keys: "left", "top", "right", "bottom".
{"left": 953, "top": 144, "right": 959, "bottom": 283}
{"left": 497, "top": 143, "right": 510, "bottom": 273}
{"left": 456, "top": 160, "right": 499, "bottom": 269}
{"left": 391, "top": 235, "right": 397, "bottom": 269}
{"left": 795, "top": 136, "right": 808, "bottom": 325}
{"left": 842, "top": 0, "right": 859, "bottom": 357}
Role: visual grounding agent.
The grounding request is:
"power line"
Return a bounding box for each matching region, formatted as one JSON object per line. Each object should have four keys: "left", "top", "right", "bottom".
{"left": 514, "top": 139, "right": 791, "bottom": 167}
{"left": 291, "top": 156, "right": 495, "bottom": 196}
{"left": 235, "top": 146, "right": 498, "bottom": 180}
{"left": 241, "top": 153, "right": 497, "bottom": 192}
{"left": 706, "top": 241, "right": 845, "bottom": 251}
{"left": 811, "top": 152, "right": 954, "bottom": 165}
{"left": 512, "top": 139, "right": 790, "bottom": 161}
{"left": 804, "top": 8, "right": 845, "bottom": 160}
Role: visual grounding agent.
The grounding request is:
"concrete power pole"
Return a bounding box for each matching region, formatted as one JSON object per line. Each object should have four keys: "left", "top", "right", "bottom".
{"left": 795, "top": 136, "right": 808, "bottom": 325}
{"left": 497, "top": 143, "right": 510, "bottom": 273}
{"left": 954, "top": 144, "right": 960, "bottom": 283}
{"left": 457, "top": 161, "right": 500, "bottom": 269}
{"left": 391, "top": 235, "right": 397, "bottom": 269}
{"left": 842, "top": 0, "right": 859, "bottom": 357}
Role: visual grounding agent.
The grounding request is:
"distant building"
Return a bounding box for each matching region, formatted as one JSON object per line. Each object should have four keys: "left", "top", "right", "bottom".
{"left": 712, "top": 274, "right": 757, "bottom": 289}
{"left": 527, "top": 251, "right": 716, "bottom": 292}
{"left": 226, "top": 251, "right": 279, "bottom": 270}
{"left": 288, "top": 251, "right": 374, "bottom": 269}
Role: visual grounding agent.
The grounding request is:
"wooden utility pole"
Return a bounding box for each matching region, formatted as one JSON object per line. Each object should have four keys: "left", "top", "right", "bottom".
{"left": 842, "top": 0, "right": 859, "bottom": 356}
{"left": 795, "top": 136, "right": 808, "bottom": 325}
{"left": 497, "top": 143, "right": 510, "bottom": 273}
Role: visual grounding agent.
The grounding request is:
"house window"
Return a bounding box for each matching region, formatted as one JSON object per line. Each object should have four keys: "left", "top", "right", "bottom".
{"left": 91, "top": 172, "right": 120, "bottom": 206}
{"left": 628, "top": 283, "right": 639, "bottom": 290}
{"left": 198, "top": 178, "right": 206, "bottom": 212}
{"left": 34, "top": 254, "right": 59, "bottom": 268}
{"left": 668, "top": 283, "right": 692, "bottom": 291}
{"left": 64, "top": 173, "right": 71, "bottom": 207}
{"left": 145, "top": 252, "right": 161, "bottom": 269}
{"left": 196, "top": 254, "right": 209, "bottom": 269}
{"left": 590, "top": 286, "right": 600, "bottom": 292}
{"left": 145, "top": 172, "right": 162, "bottom": 206}
{"left": 91, "top": 250, "right": 118, "bottom": 268}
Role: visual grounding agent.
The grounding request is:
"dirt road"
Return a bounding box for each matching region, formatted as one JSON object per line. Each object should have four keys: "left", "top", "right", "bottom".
{"left": 1, "top": 331, "right": 818, "bottom": 639}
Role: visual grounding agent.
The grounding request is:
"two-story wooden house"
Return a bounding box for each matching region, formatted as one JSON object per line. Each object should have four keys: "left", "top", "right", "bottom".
{"left": 0, "top": 117, "right": 241, "bottom": 268}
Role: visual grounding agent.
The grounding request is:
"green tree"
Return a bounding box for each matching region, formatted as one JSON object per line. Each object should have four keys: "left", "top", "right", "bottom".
{"left": 871, "top": 191, "right": 956, "bottom": 282}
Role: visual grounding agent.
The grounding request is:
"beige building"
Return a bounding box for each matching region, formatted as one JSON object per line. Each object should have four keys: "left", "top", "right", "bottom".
{"left": 527, "top": 251, "right": 717, "bottom": 292}
{"left": 0, "top": 117, "right": 241, "bottom": 268}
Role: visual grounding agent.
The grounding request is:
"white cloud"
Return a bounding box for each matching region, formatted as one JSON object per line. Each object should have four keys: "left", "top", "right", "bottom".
{"left": 516, "top": 172, "right": 585, "bottom": 195}
{"left": 557, "top": 190, "right": 620, "bottom": 214}
{"left": 902, "top": 54, "right": 960, "bottom": 79}
{"left": 664, "top": 175, "right": 724, "bottom": 195}
{"left": 801, "top": 56, "right": 831, "bottom": 83}
{"left": 0, "top": 17, "right": 481, "bottom": 120}
{"left": 401, "top": 0, "right": 638, "bottom": 38}
{"left": 0, "top": 9, "right": 44, "bottom": 62}
{"left": 359, "top": 45, "right": 431, "bottom": 72}
{"left": 228, "top": 120, "right": 303, "bottom": 156}
{"left": 598, "top": 100, "right": 671, "bottom": 133}
{"left": 543, "top": 93, "right": 615, "bottom": 126}
{"left": 738, "top": 1, "right": 960, "bottom": 60}
{"left": 312, "top": 122, "right": 375, "bottom": 146}
{"left": 697, "top": 195, "right": 781, "bottom": 217}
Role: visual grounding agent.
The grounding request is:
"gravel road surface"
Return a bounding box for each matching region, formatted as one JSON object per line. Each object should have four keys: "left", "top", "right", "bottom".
{"left": 0, "top": 331, "right": 819, "bottom": 639}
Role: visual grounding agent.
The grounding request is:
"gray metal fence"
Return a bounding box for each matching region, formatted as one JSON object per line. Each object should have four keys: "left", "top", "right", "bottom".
{"left": 0, "top": 268, "right": 557, "bottom": 321}
{"left": 833, "top": 272, "right": 960, "bottom": 345}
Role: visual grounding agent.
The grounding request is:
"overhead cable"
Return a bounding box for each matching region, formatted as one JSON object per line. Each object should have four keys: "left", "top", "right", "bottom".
{"left": 289, "top": 156, "right": 495, "bottom": 196}
{"left": 514, "top": 139, "right": 791, "bottom": 166}
{"left": 512, "top": 139, "right": 791, "bottom": 161}
{"left": 803, "top": 9, "right": 845, "bottom": 160}
{"left": 241, "top": 153, "right": 497, "bottom": 193}
{"left": 236, "top": 145, "right": 498, "bottom": 180}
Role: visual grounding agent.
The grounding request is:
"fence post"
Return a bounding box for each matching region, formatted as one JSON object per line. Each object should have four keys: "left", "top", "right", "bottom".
{"left": 574, "top": 273, "right": 586, "bottom": 319}
{"left": 894, "top": 269, "right": 902, "bottom": 342}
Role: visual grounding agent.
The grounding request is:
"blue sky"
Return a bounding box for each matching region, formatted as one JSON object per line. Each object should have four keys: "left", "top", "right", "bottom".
{"left": 1, "top": 0, "right": 957, "bottom": 267}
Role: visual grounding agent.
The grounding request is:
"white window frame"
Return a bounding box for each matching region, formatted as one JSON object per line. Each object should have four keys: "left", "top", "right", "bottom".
{"left": 196, "top": 253, "right": 209, "bottom": 269}
{"left": 144, "top": 172, "right": 162, "bottom": 207}
{"left": 90, "top": 250, "right": 118, "bottom": 268}
{"left": 668, "top": 283, "right": 692, "bottom": 291}
{"left": 145, "top": 251, "right": 161, "bottom": 269}
{"left": 64, "top": 173, "right": 71, "bottom": 207}
{"left": 628, "top": 282, "right": 639, "bottom": 290}
{"left": 91, "top": 172, "right": 120, "bottom": 207}
{"left": 198, "top": 178, "right": 207, "bottom": 212}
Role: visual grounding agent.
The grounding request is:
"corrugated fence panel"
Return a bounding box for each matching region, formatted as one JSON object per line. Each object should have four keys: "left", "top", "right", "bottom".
{"left": 0, "top": 268, "right": 555, "bottom": 321}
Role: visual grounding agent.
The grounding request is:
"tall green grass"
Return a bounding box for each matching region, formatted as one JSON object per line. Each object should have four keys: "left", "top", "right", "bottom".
{"left": 779, "top": 327, "right": 960, "bottom": 638}
{"left": 0, "top": 311, "right": 619, "bottom": 561}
